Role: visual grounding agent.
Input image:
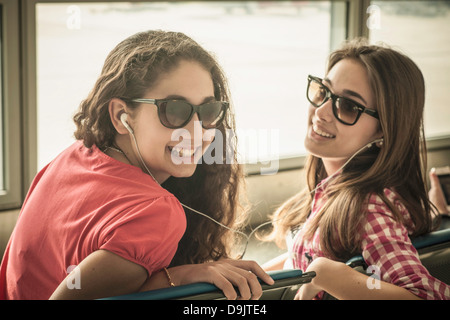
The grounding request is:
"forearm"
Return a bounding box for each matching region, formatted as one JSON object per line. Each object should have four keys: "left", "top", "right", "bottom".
{"left": 304, "top": 257, "right": 421, "bottom": 300}
{"left": 139, "top": 265, "right": 197, "bottom": 292}
{"left": 139, "top": 268, "right": 174, "bottom": 292}
{"left": 50, "top": 250, "right": 148, "bottom": 300}
{"left": 262, "top": 252, "right": 288, "bottom": 271}
{"left": 139, "top": 260, "right": 275, "bottom": 300}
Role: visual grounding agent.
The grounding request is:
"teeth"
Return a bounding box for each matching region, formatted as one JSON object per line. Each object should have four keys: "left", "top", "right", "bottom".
{"left": 313, "top": 125, "right": 335, "bottom": 138}
{"left": 170, "top": 146, "right": 195, "bottom": 157}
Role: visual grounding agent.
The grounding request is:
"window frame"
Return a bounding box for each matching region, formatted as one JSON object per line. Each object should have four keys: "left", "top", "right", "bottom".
{"left": 0, "top": 0, "right": 22, "bottom": 209}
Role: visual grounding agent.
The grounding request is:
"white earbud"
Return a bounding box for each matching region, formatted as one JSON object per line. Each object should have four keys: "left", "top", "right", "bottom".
{"left": 366, "top": 138, "right": 384, "bottom": 149}
{"left": 120, "top": 113, "right": 133, "bottom": 134}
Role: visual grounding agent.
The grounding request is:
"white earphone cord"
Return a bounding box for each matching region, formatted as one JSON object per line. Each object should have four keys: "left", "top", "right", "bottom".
{"left": 126, "top": 116, "right": 382, "bottom": 259}
{"left": 129, "top": 128, "right": 257, "bottom": 257}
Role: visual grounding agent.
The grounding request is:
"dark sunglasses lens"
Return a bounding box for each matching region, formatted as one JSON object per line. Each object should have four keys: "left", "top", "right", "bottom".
{"left": 335, "top": 98, "right": 360, "bottom": 125}
{"left": 159, "top": 101, "right": 192, "bottom": 128}
{"left": 198, "top": 102, "right": 226, "bottom": 128}
{"left": 308, "top": 80, "right": 327, "bottom": 107}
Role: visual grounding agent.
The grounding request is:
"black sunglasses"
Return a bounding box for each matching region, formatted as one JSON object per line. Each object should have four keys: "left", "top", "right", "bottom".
{"left": 131, "top": 98, "right": 229, "bottom": 129}
{"left": 307, "top": 75, "right": 379, "bottom": 126}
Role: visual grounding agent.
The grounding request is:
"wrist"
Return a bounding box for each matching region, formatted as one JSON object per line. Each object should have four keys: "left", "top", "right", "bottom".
{"left": 166, "top": 265, "right": 195, "bottom": 287}
{"left": 163, "top": 267, "right": 175, "bottom": 287}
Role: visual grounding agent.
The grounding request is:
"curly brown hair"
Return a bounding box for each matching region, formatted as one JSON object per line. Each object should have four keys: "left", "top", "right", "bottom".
{"left": 73, "top": 30, "right": 246, "bottom": 265}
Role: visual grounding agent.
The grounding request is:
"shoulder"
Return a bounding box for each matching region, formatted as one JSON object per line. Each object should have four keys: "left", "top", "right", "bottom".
{"left": 362, "top": 188, "right": 413, "bottom": 245}
{"left": 367, "top": 188, "right": 408, "bottom": 217}
{"left": 36, "top": 141, "right": 187, "bottom": 236}
{"left": 366, "top": 188, "right": 413, "bottom": 228}
{"left": 118, "top": 194, "right": 185, "bottom": 222}
{"left": 99, "top": 195, "right": 186, "bottom": 243}
{"left": 98, "top": 195, "right": 186, "bottom": 274}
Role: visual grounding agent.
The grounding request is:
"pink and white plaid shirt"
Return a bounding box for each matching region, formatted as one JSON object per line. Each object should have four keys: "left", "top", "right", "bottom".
{"left": 290, "top": 176, "right": 450, "bottom": 300}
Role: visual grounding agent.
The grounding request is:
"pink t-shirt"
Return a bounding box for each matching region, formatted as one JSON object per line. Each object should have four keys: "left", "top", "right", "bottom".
{"left": 0, "top": 141, "right": 186, "bottom": 299}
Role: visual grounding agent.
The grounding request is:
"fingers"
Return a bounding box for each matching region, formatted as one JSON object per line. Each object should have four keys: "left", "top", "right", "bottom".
{"left": 227, "top": 259, "right": 275, "bottom": 286}
{"left": 429, "top": 168, "right": 440, "bottom": 189}
{"left": 229, "top": 266, "right": 261, "bottom": 300}
{"left": 206, "top": 259, "right": 274, "bottom": 300}
{"left": 210, "top": 272, "right": 239, "bottom": 300}
{"left": 428, "top": 168, "right": 449, "bottom": 214}
{"left": 207, "top": 265, "right": 254, "bottom": 300}
{"left": 218, "top": 259, "right": 275, "bottom": 300}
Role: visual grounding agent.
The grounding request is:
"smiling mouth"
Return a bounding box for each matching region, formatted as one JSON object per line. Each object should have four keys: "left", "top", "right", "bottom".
{"left": 313, "top": 124, "right": 336, "bottom": 138}
{"left": 168, "top": 146, "right": 200, "bottom": 158}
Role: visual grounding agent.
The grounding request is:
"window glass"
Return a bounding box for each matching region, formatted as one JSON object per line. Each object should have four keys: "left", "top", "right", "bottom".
{"left": 37, "top": 1, "right": 335, "bottom": 169}
{"left": 369, "top": 1, "right": 450, "bottom": 138}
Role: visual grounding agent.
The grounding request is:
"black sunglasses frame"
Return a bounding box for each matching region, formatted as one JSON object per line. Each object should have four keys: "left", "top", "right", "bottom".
{"left": 131, "top": 98, "right": 229, "bottom": 129}
{"left": 307, "top": 75, "right": 379, "bottom": 126}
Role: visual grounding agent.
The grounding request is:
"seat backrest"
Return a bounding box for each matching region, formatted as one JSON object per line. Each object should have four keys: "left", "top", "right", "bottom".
{"left": 413, "top": 228, "right": 450, "bottom": 284}
{"left": 102, "top": 269, "right": 316, "bottom": 300}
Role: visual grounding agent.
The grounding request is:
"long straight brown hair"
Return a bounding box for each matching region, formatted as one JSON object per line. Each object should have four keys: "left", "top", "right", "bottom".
{"left": 269, "top": 39, "right": 438, "bottom": 261}
{"left": 73, "top": 30, "right": 246, "bottom": 265}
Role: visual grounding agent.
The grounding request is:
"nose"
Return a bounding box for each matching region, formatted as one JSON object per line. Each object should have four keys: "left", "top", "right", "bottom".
{"left": 184, "top": 113, "right": 204, "bottom": 137}
{"left": 314, "top": 99, "right": 334, "bottom": 123}
{"left": 171, "top": 113, "right": 204, "bottom": 150}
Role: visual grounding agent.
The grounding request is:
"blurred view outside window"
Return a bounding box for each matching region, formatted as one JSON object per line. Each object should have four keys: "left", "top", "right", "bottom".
{"left": 36, "top": 1, "right": 334, "bottom": 169}
{"left": 369, "top": 1, "right": 450, "bottom": 138}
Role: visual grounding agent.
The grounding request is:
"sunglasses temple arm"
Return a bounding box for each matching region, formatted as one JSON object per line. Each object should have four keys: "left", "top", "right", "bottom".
{"left": 131, "top": 98, "right": 157, "bottom": 104}
{"left": 364, "top": 108, "right": 379, "bottom": 119}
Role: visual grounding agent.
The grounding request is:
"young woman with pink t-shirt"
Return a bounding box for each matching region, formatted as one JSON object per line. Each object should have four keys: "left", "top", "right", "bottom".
{"left": 0, "top": 30, "right": 273, "bottom": 300}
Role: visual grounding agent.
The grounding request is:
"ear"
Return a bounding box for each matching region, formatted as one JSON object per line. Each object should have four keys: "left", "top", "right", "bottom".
{"left": 109, "top": 98, "right": 130, "bottom": 135}
{"left": 376, "top": 134, "right": 384, "bottom": 148}
{"left": 375, "top": 126, "right": 384, "bottom": 147}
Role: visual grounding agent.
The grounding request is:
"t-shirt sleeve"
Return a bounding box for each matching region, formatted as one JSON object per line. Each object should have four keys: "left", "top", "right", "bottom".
{"left": 361, "top": 191, "right": 450, "bottom": 300}
{"left": 97, "top": 196, "right": 185, "bottom": 276}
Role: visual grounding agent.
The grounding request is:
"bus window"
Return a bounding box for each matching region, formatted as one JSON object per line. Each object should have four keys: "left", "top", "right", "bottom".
{"left": 36, "top": 1, "right": 343, "bottom": 170}
{"left": 369, "top": 1, "right": 450, "bottom": 138}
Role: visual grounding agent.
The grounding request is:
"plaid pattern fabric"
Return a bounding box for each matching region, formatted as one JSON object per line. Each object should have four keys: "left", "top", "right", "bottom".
{"left": 291, "top": 179, "right": 450, "bottom": 299}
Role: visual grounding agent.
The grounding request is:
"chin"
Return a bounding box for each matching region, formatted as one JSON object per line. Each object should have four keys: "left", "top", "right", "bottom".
{"left": 304, "top": 142, "right": 333, "bottom": 160}
{"left": 304, "top": 138, "right": 321, "bottom": 157}
{"left": 170, "top": 164, "right": 198, "bottom": 179}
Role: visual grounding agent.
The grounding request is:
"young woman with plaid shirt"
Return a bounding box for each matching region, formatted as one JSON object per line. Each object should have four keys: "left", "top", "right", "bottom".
{"left": 265, "top": 39, "right": 450, "bottom": 300}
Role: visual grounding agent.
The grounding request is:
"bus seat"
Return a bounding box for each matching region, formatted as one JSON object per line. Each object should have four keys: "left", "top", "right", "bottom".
{"left": 346, "top": 227, "right": 450, "bottom": 285}
{"left": 413, "top": 228, "right": 450, "bottom": 284}
{"left": 101, "top": 269, "right": 316, "bottom": 300}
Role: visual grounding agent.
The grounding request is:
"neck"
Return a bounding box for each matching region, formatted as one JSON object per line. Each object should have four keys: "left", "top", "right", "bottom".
{"left": 109, "top": 136, "right": 170, "bottom": 184}
{"left": 322, "top": 158, "right": 346, "bottom": 177}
